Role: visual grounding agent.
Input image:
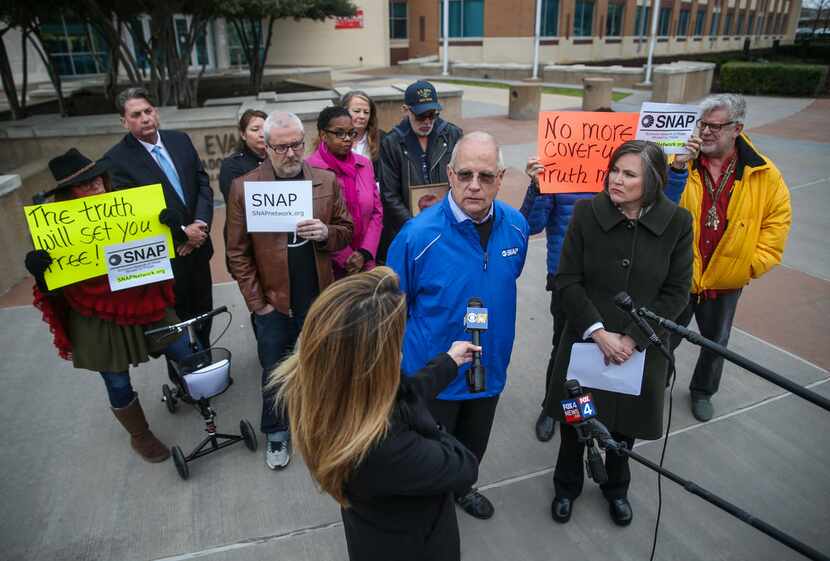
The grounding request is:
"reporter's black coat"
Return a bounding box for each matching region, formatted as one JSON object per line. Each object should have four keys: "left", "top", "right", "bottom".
{"left": 342, "top": 354, "right": 479, "bottom": 561}
{"left": 543, "top": 190, "right": 693, "bottom": 440}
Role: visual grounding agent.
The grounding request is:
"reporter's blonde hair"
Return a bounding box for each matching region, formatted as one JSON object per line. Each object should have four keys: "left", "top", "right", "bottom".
{"left": 270, "top": 267, "right": 406, "bottom": 506}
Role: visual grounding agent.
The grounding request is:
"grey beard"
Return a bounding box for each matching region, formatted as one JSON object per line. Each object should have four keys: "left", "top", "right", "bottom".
{"left": 274, "top": 161, "right": 303, "bottom": 178}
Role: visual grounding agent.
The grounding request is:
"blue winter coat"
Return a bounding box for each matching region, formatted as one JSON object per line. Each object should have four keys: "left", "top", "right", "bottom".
{"left": 519, "top": 168, "right": 689, "bottom": 279}
{"left": 387, "top": 196, "right": 530, "bottom": 400}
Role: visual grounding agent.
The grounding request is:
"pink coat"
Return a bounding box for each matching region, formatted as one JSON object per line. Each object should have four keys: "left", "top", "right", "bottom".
{"left": 306, "top": 149, "right": 383, "bottom": 273}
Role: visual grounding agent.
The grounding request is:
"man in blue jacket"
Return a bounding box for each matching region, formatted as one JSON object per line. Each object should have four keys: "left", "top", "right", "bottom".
{"left": 520, "top": 137, "right": 698, "bottom": 441}
{"left": 388, "top": 132, "right": 529, "bottom": 520}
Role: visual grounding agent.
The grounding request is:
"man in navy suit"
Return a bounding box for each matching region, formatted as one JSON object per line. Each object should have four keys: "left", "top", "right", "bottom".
{"left": 102, "top": 87, "right": 214, "bottom": 346}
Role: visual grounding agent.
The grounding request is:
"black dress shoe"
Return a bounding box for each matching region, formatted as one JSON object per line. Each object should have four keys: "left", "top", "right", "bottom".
{"left": 455, "top": 489, "right": 495, "bottom": 519}
{"left": 535, "top": 412, "right": 556, "bottom": 442}
{"left": 608, "top": 497, "right": 633, "bottom": 526}
{"left": 551, "top": 496, "right": 573, "bottom": 523}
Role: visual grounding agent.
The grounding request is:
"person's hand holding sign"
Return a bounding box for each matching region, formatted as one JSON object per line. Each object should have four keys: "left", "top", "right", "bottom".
{"left": 525, "top": 156, "right": 545, "bottom": 186}
{"left": 670, "top": 134, "right": 702, "bottom": 171}
{"left": 296, "top": 219, "right": 328, "bottom": 242}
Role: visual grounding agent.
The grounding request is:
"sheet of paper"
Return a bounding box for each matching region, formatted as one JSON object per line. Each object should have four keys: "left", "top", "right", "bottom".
{"left": 635, "top": 102, "right": 700, "bottom": 155}
{"left": 244, "top": 180, "right": 313, "bottom": 232}
{"left": 566, "top": 342, "right": 645, "bottom": 396}
{"left": 105, "top": 235, "right": 173, "bottom": 291}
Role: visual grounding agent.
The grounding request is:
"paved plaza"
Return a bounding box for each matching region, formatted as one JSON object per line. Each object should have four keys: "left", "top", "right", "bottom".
{"left": 1, "top": 75, "right": 829, "bottom": 561}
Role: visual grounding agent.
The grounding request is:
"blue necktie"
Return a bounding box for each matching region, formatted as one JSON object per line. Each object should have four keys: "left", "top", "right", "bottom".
{"left": 152, "top": 145, "right": 186, "bottom": 203}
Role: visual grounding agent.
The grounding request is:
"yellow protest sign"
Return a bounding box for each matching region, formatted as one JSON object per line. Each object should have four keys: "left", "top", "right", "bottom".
{"left": 23, "top": 184, "right": 175, "bottom": 289}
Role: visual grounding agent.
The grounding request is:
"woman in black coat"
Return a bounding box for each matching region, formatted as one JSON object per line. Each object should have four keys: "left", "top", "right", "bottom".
{"left": 271, "top": 267, "right": 479, "bottom": 561}
{"left": 544, "top": 141, "right": 693, "bottom": 527}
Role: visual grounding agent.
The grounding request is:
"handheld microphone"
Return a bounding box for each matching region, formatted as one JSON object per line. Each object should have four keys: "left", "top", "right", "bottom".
{"left": 464, "top": 297, "right": 488, "bottom": 393}
{"left": 614, "top": 292, "right": 673, "bottom": 363}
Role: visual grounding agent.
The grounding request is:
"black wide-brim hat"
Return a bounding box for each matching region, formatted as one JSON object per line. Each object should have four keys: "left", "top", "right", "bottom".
{"left": 49, "top": 148, "right": 110, "bottom": 189}
{"left": 34, "top": 148, "right": 111, "bottom": 203}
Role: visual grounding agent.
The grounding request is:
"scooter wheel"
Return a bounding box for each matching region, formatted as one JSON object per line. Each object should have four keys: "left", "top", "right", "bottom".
{"left": 240, "top": 419, "right": 257, "bottom": 452}
{"left": 162, "top": 384, "right": 177, "bottom": 414}
{"left": 172, "top": 446, "right": 189, "bottom": 480}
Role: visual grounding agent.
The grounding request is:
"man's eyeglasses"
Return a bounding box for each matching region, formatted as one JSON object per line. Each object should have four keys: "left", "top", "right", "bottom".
{"left": 324, "top": 129, "right": 359, "bottom": 141}
{"left": 696, "top": 119, "right": 736, "bottom": 133}
{"left": 453, "top": 169, "right": 501, "bottom": 186}
{"left": 412, "top": 111, "right": 439, "bottom": 122}
{"left": 267, "top": 139, "right": 305, "bottom": 154}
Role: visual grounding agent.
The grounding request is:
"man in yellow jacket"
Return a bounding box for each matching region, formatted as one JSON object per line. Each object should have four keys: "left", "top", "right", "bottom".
{"left": 671, "top": 93, "right": 792, "bottom": 422}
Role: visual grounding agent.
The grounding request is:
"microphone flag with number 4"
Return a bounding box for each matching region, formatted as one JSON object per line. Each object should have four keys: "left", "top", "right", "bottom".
{"left": 561, "top": 393, "right": 597, "bottom": 425}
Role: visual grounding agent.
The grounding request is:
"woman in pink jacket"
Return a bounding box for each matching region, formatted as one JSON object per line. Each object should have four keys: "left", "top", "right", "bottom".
{"left": 308, "top": 106, "right": 383, "bottom": 277}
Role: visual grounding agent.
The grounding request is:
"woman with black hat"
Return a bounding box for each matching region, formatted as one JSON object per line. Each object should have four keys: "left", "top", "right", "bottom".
{"left": 24, "top": 148, "right": 192, "bottom": 463}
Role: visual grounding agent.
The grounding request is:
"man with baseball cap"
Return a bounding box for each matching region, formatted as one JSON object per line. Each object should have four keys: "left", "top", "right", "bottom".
{"left": 377, "top": 80, "right": 462, "bottom": 262}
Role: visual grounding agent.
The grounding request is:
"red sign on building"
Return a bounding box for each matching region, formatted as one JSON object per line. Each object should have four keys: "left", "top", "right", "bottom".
{"left": 335, "top": 9, "right": 364, "bottom": 29}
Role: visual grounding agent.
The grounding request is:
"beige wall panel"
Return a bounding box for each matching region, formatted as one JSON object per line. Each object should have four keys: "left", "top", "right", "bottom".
{"left": 266, "top": 0, "right": 389, "bottom": 68}
{"left": 439, "top": 45, "right": 485, "bottom": 62}
{"left": 482, "top": 37, "right": 535, "bottom": 63}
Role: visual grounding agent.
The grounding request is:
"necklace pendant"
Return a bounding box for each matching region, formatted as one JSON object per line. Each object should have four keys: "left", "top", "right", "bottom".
{"left": 705, "top": 205, "right": 720, "bottom": 230}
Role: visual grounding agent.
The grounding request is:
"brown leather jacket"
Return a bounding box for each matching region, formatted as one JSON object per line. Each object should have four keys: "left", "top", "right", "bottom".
{"left": 226, "top": 161, "right": 353, "bottom": 315}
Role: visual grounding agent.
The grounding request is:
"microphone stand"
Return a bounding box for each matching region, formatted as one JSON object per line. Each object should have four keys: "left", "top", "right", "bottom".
{"left": 605, "top": 441, "right": 830, "bottom": 561}
{"left": 638, "top": 307, "right": 830, "bottom": 414}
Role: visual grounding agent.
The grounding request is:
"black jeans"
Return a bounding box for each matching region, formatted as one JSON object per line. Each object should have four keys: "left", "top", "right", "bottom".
{"left": 554, "top": 423, "right": 636, "bottom": 501}
{"left": 429, "top": 395, "right": 500, "bottom": 496}
{"left": 670, "top": 290, "right": 742, "bottom": 399}
{"left": 252, "top": 308, "right": 307, "bottom": 434}
{"left": 541, "top": 288, "right": 566, "bottom": 409}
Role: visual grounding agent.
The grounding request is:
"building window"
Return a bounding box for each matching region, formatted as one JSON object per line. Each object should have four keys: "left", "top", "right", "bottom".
{"left": 709, "top": 10, "right": 720, "bottom": 35}
{"left": 542, "top": 0, "right": 560, "bottom": 36}
{"left": 756, "top": 15, "right": 763, "bottom": 34}
{"left": 747, "top": 14, "right": 755, "bottom": 34}
{"left": 724, "top": 11, "right": 733, "bottom": 35}
{"left": 606, "top": 2, "right": 624, "bottom": 36}
{"left": 41, "top": 16, "right": 110, "bottom": 76}
{"left": 658, "top": 6, "right": 672, "bottom": 35}
{"left": 677, "top": 8, "right": 690, "bottom": 35}
{"left": 694, "top": 9, "right": 705, "bottom": 35}
{"left": 736, "top": 11, "right": 744, "bottom": 34}
{"left": 574, "top": 0, "right": 594, "bottom": 36}
{"left": 635, "top": 5, "right": 651, "bottom": 35}
{"left": 227, "top": 19, "right": 264, "bottom": 67}
{"left": 390, "top": 1, "right": 408, "bottom": 39}
{"left": 439, "top": 0, "right": 484, "bottom": 38}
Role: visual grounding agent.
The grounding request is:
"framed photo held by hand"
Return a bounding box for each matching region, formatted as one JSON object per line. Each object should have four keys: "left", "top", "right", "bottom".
{"left": 409, "top": 182, "right": 449, "bottom": 217}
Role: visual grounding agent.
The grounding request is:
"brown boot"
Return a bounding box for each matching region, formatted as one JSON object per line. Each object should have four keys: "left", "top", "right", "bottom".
{"left": 112, "top": 395, "right": 170, "bottom": 462}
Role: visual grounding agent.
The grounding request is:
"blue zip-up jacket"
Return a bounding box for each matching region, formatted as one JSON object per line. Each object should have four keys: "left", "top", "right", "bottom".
{"left": 388, "top": 196, "right": 530, "bottom": 400}
{"left": 519, "top": 168, "right": 689, "bottom": 280}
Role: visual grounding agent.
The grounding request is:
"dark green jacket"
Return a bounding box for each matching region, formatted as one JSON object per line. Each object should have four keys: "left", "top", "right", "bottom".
{"left": 543, "top": 190, "right": 692, "bottom": 439}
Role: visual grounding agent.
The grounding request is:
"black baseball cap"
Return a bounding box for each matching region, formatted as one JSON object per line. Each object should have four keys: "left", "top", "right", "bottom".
{"left": 404, "top": 80, "right": 442, "bottom": 116}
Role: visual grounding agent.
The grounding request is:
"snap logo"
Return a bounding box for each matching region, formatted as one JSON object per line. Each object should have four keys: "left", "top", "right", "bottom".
{"left": 501, "top": 247, "right": 519, "bottom": 257}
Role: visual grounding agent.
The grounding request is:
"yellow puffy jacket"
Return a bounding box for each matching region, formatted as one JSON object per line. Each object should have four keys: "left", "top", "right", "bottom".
{"left": 678, "top": 134, "right": 792, "bottom": 294}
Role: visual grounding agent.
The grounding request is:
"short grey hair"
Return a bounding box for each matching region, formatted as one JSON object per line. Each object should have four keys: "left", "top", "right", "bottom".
{"left": 699, "top": 94, "right": 747, "bottom": 125}
{"left": 263, "top": 111, "right": 304, "bottom": 140}
{"left": 116, "top": 86, "right": 154, "bottom": 116}
{"left": 449, "top": 131, "right": 505, "bottom": 171}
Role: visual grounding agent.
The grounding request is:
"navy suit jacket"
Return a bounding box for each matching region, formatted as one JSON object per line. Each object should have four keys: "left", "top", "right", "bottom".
{"left": 103, "top": 130, "right": 213, "bottom": 235}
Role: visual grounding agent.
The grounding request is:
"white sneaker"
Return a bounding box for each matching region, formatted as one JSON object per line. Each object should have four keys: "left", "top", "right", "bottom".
{"left": 265, "top": 438, "right": 291, "bottom": 470}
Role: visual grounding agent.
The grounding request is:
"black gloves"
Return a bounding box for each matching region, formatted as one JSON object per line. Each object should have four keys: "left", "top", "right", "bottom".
{"left": 159, "top": 208, "right": 188, "bottom": 243}
{"left": 25, "top": 250, "right": 52, "bottom": 292}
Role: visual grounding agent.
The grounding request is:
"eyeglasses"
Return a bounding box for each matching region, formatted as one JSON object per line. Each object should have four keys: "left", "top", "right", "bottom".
{"left": 413, "top": 111, "right": 439, "bottom": 122}
{"left": 267, "top": 139, "right": 305, "bottom": 154}
{"left": 696, "top": 119, "right": 736, "bottom": 133}
{"left": 452, "top": 168, "right": 501, "bottom": 186}
{"left": 323, "top": 129, "right": 359, "bottom": 140}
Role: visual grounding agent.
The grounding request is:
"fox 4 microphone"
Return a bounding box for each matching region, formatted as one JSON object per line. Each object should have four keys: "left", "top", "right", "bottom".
{"left": 562, "top": 380, "right": 608, "bottom": 484}
{"left": 464, "top": 298, "right": 488, "bottom": 393}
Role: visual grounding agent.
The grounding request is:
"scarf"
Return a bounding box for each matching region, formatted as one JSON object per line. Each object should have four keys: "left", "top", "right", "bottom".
{"left": 317, "top": 141, "right": 364, "bottom": 245}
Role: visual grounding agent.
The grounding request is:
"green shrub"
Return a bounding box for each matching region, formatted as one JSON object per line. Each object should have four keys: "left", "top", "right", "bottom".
{"left": 719, "top": 62, "right": 828, "bottom": 96}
